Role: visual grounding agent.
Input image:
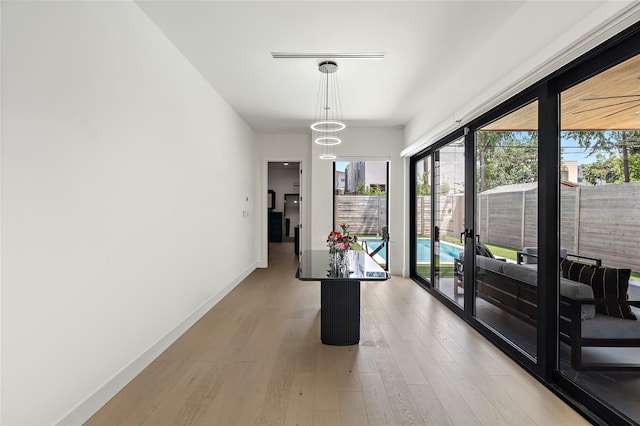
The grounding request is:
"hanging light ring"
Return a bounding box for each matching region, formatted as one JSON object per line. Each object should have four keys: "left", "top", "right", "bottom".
{"left": 314, "top": 136, "right": 342, "bottom": 145}
{"left": 319, "top": 153, "right": 337, "bottom": 160}
{"left": 310, "top": 120, "right": 346, "bottom": 132}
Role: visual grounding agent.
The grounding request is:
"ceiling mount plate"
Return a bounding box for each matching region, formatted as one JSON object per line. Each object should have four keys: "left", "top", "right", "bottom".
{"left": 319, "top": 61, "right": 338, "bottom": 74}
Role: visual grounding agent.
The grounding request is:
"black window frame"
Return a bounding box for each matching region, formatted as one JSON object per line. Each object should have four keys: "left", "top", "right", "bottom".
{"left": 408, "top": 21, "right": 640, "bottom": 426}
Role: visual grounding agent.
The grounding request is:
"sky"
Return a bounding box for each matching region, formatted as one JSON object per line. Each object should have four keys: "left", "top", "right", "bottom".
{"left": 561, "top": 145, "right": 597, "bottom": 165}
{"left": 336, "top": 161, "right": 349, "bottom": 172}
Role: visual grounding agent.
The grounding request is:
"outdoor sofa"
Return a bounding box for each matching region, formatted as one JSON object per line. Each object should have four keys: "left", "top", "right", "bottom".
{"left": 473, "top": 255, "right": 640, "bottom": 370}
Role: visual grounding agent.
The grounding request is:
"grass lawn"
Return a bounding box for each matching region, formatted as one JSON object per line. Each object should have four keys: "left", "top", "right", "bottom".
{"left": 437, "top": 235, "right": 518, "bottom": 261}
{"left": 484, "top": 243, "right": 518, "bottom": 261}
{"left": 416, "top": 237, "right": 640, "bottom": 281}
{"left": 416, "top": 264, "right": 454, "bottom": 279}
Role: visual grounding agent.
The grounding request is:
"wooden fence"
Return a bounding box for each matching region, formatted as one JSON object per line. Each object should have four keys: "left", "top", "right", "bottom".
{"left": 415, "top": 182, "right": 640, "bottom": 271}
{"left": 334, "top": 195, "right": 387, "bottom": 235}
{"left": 560, "top": 183, "right": 640, "bottom": 271}
{"left": 416, "top": 194, "right": 464, "bottom": 241}
{"left": 476, "top": 190, "right": 538, "bottom": 249}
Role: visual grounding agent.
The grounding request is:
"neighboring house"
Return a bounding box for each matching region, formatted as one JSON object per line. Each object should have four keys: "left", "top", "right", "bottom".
{"left": 561, "top": 160, "right": 582, "bottom": 184}
{"left": 335, "top": 170, "right": 345, "bottom": 193}
{"left": 344, "top": 161, "right": 386, "bottom": 193}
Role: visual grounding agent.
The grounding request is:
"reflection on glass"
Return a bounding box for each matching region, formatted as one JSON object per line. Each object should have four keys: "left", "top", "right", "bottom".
{"left": 415, "top": 156, "right": 432, "bottom": 281}
{"left": 474, "top": 101, "right": 539, "bottom": 358}
{"left": 559, "top": 53, "right": 640, "bottom": 423}
{"left": 433, "top": 139, "right": 465, "bottom": 307}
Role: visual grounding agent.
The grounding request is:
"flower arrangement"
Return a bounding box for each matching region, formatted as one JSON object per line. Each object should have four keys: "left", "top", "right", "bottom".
{"left": 327, "top": 225, "right": 360, "bottom": 276}
{"left": 327, "top": 231, "right": 354, "bottom": 251}
{"left": 326, "top": 223, "right": 361, "bottom": 252}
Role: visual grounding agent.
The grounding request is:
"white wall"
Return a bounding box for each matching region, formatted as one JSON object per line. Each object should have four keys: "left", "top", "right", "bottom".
{"left": 1, "top": 2, "right": 257, "bottom": 425}
{"left": 310, "top": 128, "right": 407, "bottom": 276}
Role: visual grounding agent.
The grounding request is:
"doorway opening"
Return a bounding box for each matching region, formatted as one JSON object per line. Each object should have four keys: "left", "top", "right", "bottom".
{"left": 268, "top": 162, "right": 301, "bottom": 254}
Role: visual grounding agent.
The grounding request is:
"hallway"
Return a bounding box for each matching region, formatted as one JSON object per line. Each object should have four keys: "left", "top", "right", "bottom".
{"left": 87, "top": 243, "right": 587, "bottom": 425}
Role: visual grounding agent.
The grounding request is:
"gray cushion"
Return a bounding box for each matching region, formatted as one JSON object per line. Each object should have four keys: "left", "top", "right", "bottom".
{"left": 582, "top": 307, "right": 640, "bottom": 339}
{"left": 560, "top": 278, "right": 595, "bottom": 320}
{"left": 476, "top": 255, "right": 505, "bottom": 273}
{"left": 520, "top": 263, "right": 538, "bottom": 270}
{"left": 502, "top": 262, "right": 537, "bottom": 286}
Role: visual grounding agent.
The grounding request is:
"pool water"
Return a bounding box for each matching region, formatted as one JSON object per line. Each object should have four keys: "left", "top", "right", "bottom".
{"left": 363, "top": 238, "right": 463, "bottom": 263}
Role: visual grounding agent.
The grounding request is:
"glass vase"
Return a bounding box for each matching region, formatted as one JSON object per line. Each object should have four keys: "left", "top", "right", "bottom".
{"left": 329, "top": 249, "right": 349, "bottom": 276}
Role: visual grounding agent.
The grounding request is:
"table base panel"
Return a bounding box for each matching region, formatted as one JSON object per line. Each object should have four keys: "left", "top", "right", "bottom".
{"left": 321, "top": 280, "right": 360, "bottom": 345}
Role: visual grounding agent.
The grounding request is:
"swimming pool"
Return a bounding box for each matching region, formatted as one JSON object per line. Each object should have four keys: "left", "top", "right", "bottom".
{"left": 363, "top": 238, "right": 463, "bottom": 263}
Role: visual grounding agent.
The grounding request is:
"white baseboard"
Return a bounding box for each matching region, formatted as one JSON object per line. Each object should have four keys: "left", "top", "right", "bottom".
{"left": 54, "top": 262, "right": 258, "bottom": 426}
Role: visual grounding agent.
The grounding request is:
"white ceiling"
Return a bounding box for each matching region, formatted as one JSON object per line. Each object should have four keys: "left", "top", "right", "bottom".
{"left": 135, "top": 1, "right": 610, "bottom": 135}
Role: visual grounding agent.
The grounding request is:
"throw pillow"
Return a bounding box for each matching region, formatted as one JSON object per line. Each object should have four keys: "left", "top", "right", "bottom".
{"left": 590, "top": 267, "right": 636, "bottom": 320}
{"left": 561, "top": 259, "right": 598, "bottom": 283}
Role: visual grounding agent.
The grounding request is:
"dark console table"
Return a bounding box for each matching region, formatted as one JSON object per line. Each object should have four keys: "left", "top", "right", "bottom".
{"left": 296, "top": 250, "right": 388, "bottom": 345}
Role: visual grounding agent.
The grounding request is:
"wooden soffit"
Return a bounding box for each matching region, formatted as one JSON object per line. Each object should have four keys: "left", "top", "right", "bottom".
{"left": 482, "top": 53, "right": 640, "bottom": 131}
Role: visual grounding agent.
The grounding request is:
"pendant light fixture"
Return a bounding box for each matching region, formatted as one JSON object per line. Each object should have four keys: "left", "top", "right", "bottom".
{"left": 311, "top": 61, "right": 345, "bottom": 160}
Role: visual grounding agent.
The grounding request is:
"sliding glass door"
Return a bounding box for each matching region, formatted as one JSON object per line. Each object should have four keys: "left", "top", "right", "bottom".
{"left": 433, "top": 139, "right": 465, "bottom": 307}
{"left": 412, "top": 138, "right": 466, "bottom": 309}
{"left": 558, "top": 51, "right": 640, "bottom": 424}
{"left": 409, "top": 22, "right": 640, "bottom": 426}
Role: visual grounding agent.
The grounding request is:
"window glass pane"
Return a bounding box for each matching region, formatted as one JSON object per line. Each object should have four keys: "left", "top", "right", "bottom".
{"left": 559, "top": 53, "right": 640, "bottom": 423}
{"left": 335, "top": 161, "right": 388, "bottom": 269}
{"left": 433, "top": 139, "right": 465, "bottom": 307}
{"left": 415, "top": 156, "right": 432, "bottom": 281}
{"left": 475, "top": 101, "right": 539, "bottom": 359}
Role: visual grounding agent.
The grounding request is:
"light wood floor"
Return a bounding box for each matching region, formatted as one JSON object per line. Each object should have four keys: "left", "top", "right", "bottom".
{"left": 86, "top": 243, "right": 588, "bottom": 426}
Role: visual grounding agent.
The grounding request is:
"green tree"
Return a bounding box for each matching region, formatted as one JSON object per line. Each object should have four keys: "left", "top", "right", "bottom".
{"left": 581, "top": 152, "right": 640, "bottom": 185}
{"left": 370, "top": 184, "right": 386, "bottom": 196}
{"left": 476, "top": 131, "right": 506, "bottom": 192}
{"left": 626, "top": 152, "right": 640, "bottom": 182}
{"left": 416, "top": 171, "right": 431, "bottom": 195}
{"left": 563, "top": 130, "right": 640, "bottom": 183}
{"left": 479, "top": 131, "right": 538, "bottom": 191}
{"left": 561, "top": 162, "right": 569, "bottom": 181}
{"left": 582, "top": 156, "right": 620, "bottom": 185}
